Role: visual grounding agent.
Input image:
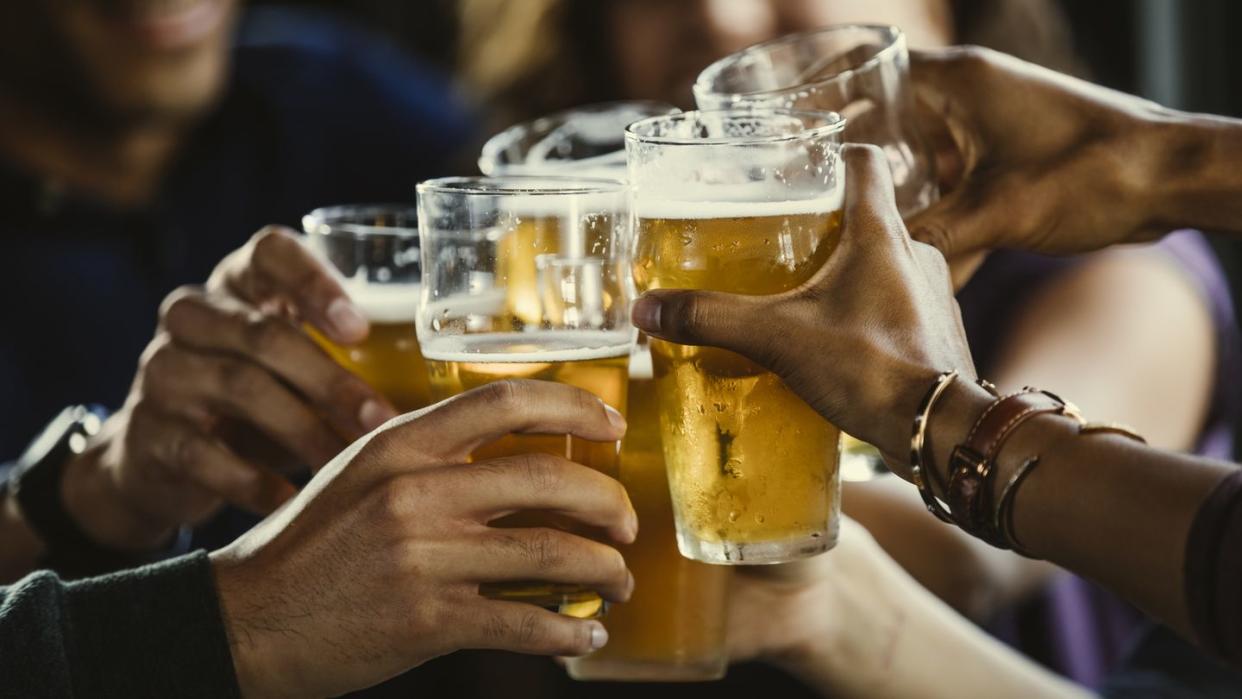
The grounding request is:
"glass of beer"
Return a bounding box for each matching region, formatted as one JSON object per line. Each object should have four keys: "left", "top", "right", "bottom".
{"left": 626, "top": 109, "right": 845, "bottom": 565}
{"left": 416, "top": 176, "right": 635, "bottom": 618}
{"left": 478, "top": 101, "right": 679, "bottom": 179}
{"left": 566, "top": 347, "right": 731, "bottom": 681}
{"left": 479, "top": 114, "right": 733, "bottom": 681}
{"left": 302, "top": 205, "right": 433, "bottom": 412}
{"left": 694, "top": 25, "right": 935, "bottom": 216}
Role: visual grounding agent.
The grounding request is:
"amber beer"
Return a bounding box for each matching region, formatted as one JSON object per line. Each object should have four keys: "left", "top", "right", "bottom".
{"left": 634, "top": 196, "right": 844, "bottom": 564}
{"left": 309, "top": 282, "right": 433, "bottom": 412}
{"left": 424, "top": 330, "right": 630, "bottom": 618}
{"left": 567, "top": 349, "right": 730, "bottom": 681}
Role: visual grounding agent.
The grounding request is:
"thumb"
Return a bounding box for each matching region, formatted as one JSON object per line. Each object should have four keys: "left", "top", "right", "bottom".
{"left": 631, "top": 289, "right": 772, "bottom": 356}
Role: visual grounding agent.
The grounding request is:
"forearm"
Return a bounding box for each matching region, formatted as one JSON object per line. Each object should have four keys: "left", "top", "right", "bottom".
{"left": 1155, "top": 111, "right": 1242, "bottom": 238}
{"left": 0, "top": 552, "right": 242, "bottom": 698}
{"left": 781, "top": 558, "right": 1086, "bottom": 699}
{"left": 928, "top": 380, "right": 1235, "bottom": 640}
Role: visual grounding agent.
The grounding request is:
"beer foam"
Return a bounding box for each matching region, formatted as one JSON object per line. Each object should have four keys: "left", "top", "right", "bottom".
{"left": 635, "top": 186, "right": 843, "bottom": 220}
{"left": 421, "top": 330, "right": 634, "bottom": 363}
{"left": 343, "top": 283, "right": 421, "bottom": 324}
{"left": 629, "top": 346, "right": 654, "bottom": 380}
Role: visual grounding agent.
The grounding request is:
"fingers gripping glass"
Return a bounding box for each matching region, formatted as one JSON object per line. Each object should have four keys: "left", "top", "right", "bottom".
{"left": 416, "top": 176, "right": 635, "bottom": 618}
{"left": 626, "top": 109, "right": 846, "bottom": 565}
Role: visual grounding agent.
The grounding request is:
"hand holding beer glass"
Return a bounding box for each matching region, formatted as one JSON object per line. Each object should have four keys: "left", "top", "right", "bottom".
{"left": 302, "top": 205, "right": 434, "bottom": 413}
{"left": 415, "top": 176, "right": 635, "bottom": 619}
{"left": 626, "top": 109, "right": 846, "bottom": 565}
{"left": 480, "top": 105, "right": 733, "bottom": 681}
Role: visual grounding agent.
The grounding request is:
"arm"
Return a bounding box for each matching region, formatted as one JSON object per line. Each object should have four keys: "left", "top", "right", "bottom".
{"left": 3, "top": 381, "right": 638, "bottom": 698}
{"left": 728, "top": 520, "right": 1088, "bottom": 699}
{"left": 852, "top": 247, "right": 1217, "bottom": 619}
{"left": 0, "top": 552, "right": 241, "bottom": 698}
{"left": 907, "top": 47, "right": 1242, "bottom": 260}
{"left": 634, "top": 144, "right": 1242, "bottom": 664}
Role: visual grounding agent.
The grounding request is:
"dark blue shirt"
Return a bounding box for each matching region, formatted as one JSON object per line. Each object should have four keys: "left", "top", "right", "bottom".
{"left": 0, "top": 8, "right": 476, "bottom": 462}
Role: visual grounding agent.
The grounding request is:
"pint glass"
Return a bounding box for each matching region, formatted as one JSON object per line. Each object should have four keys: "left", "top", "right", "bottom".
{"left": 694, "top": 25, "right": 935, "bottom": 216}
{"left": 302, "top": 205, "right": 433, "bottom": 412}
{"left": 566, "top": 348, "right": 731, "bottom": 681}
{"left": 416, "top": 176, "right": 635, "bottom": 617}
{"left": 478, "top": 101, "right": 678, "bottom": 178}
{"left": 626, "top": 110, "right": 845, "bottom": 565}
{"left": 480, "top": 111, "right": 733, "bottom": 679}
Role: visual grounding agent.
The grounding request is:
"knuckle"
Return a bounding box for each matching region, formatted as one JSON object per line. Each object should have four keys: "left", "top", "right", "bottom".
{"left": 241, "top": 314, "right": 289, "bottom": 357}
{"left": 159, "top": 288, "right": 204, "bottom": 332}
{"left": 518, "top": 454, "right": 563, "bottom": 494}
{"left": 667, "top": 293, "right": 708, "bottom": 341}
{"left": 516, "top": 610, "right": 543, "bottom": 646}
{"left": 524, "top": 529, "right": 565, "bottom": 571}
{"left": 217, "top": 360, "right": 266, "bottom": 402}
{"left": 481, "top": 379, "right": 524, "bottom": 410}
{"left": 169, "top": 432, "right": 206, "bottom": 473}
{"left": 249, "top": 225, "right": 294, "bottom": 260}
{"left": 369, "top": 478, "right": 416, "bottom": 526}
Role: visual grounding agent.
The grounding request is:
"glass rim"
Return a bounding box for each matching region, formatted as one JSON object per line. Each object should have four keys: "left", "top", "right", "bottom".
{"left": 693, "top": 24, "right": 904, "bottom": 103}
{"left": 478, "top": 100, "right": 680, "bottom": 174}
{"left": 416, "top": 175, "right": 628, "bottom": 196}
{"left": 624, "top": 108, "right": 846, "bottom": 147}
{"left": 302, "top": 203, "right": 419, "bottom": 239}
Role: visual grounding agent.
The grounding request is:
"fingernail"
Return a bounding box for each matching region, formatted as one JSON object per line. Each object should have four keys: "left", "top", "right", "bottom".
{"left": 629, "top": 510, "right": 639, "bottom": 542}
{"left": 326, "top": 297, "right": 367, "bottom": 342}
{"left": 631, "top": 296, "right": 661, "bottom": 334}
{"left": 603, "top": 403, "right": 626, "bottom": 431}
{"left": 625, "top": 569, "right": 635, "bottom": 599}
{"left": 589, "top": 622, "right": 609, "bottom": 651}
{"left": 358, "top": 400, "right": 398, "bottom": 431}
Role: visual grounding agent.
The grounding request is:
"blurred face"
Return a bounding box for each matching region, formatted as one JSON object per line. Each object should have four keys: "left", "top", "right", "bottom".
{"left": 607, "top": 0, "right": 953, "bottom": 107}
{"left": 0, "top": 0, "right": 239, "bottom": 127}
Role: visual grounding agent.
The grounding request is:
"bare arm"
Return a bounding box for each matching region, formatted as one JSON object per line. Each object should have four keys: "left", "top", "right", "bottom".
{"left": 729, "top": 520, "right": 1088, "bottom": 699}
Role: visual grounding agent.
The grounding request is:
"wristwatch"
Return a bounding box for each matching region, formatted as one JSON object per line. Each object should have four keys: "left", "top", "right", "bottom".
{"left": 7, "top": 405, "right": 136, "bottom": 577}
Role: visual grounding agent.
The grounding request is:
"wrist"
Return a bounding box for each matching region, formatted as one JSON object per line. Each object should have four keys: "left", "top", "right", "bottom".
{"left": 774, "top": 562, "right": 917, "bottom": 698}
{"left": 1147, "top": 108, "right": 1242, "bottom": 237}
{"left": 62, "top": 433, "right": 174, "bottom": 553}
{"left": 920, "top": 376, "right": 996, "bottom": 490}
{"left": 211, "top": 550, "right": 303, "bottom": 699}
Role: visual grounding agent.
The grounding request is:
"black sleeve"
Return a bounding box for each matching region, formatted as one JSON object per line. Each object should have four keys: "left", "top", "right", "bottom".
{"left": 0, "top": 550, "right": 242, "bottom": 698}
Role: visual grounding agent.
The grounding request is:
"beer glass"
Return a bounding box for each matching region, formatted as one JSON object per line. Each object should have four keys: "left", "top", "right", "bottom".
{"left": 478, "top": 101, "right": 678, "bottom": 179}
{"left": 626, "top": 109, "right": 845, "bottom": 565}
{"left": 566, "top": 347, "right": 731, "bottom": 681}
{"left": 416, "top": 176, "right": 635, "bottom": 618}
{"left": 694, "top": 25, "right": 935, "bottom": 216}
{"left": 302, "top": 205, "right": 433, "bottom": 412}
{"left": 481, "top": 112, "right": 733, "bottom": 681}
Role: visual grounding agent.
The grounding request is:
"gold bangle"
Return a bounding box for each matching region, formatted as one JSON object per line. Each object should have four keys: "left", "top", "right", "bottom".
{"left": 1080, "top": 421, "right": 1147, "bottom": 444}
{"left": 910, "top": 370, "right": 959, "bottom": 523}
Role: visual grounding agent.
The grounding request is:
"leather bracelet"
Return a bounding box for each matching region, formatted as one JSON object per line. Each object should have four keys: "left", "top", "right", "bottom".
{"left": 946, "top": 389, "right": 1070, "bottom": 544}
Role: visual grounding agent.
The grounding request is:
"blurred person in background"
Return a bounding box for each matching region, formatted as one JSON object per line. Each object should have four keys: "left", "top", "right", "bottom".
{"left": 0, "top": 0, "right": 474, "bottom": 580}
{"left": 454, "top": 0, "right": 1239, "bottom": 694}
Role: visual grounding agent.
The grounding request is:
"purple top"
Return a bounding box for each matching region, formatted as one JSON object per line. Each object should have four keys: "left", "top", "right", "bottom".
{"left": 957, "top": 230, "right": 1242, "bottom": 687}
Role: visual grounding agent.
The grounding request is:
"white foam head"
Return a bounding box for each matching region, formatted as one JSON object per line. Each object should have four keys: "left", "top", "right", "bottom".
{"left": 635, "top": 181, "right": 843, "bottom": 220}
{"left": 420, "top": 330, "right": 634, "bottom": 363}
{"left": 343, "top": 282, "right": 421, "bottom": 324}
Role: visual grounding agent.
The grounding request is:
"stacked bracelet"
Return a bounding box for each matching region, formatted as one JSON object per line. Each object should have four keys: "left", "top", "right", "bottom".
{"left": 907, "top": 372, "right": 1146, "bottom": 555}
